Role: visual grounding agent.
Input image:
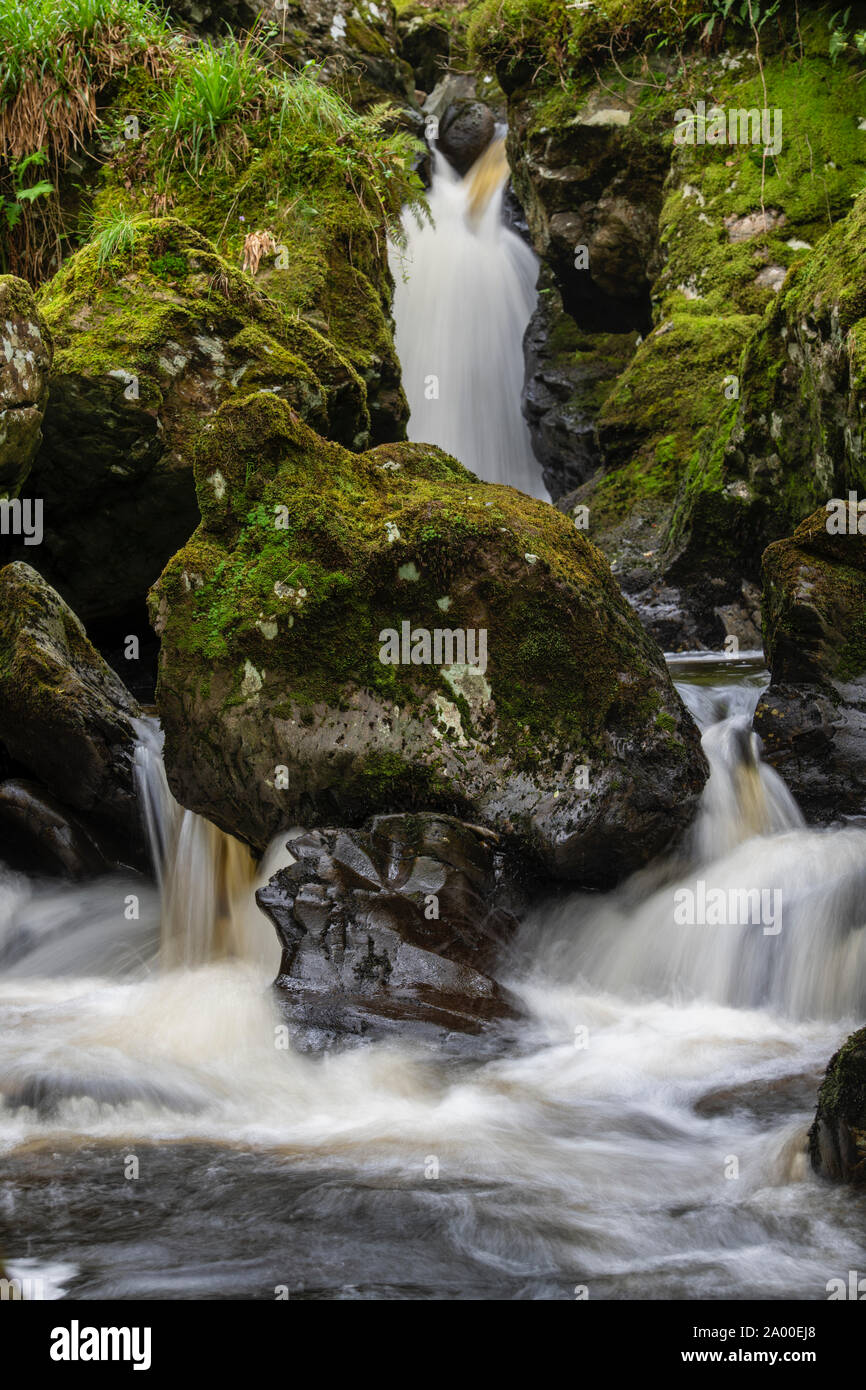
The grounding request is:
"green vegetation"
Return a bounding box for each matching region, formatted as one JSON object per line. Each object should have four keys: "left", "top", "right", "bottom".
{"left": 154, "top": 30, "right": 269, "bottom": 177}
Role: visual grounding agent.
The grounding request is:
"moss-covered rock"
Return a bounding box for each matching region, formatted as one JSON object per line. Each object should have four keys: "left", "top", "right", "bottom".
{"left": 667, "top": 186, "right": 866, "bottom": 628}
{"left": 0, "top": 562, "right": 142, "bottom": 846}
{"left": 0, "top": 276, "right": 52, "bottom": 498}
{"left": 474, "top": 6, "right": 866, "bottom": 645}
{"left": 754, "top": 507, "right": 866, "bottom": 821}
{"left": 150, "top": 391, "right": 707, "bottom": 881}
{"left": 92, "top": 74, "right": 416, "bottom": 450}
{"left": 17, "top": 217, "right": 368, "bottom": 621}
{"left": 809, "top": 1026, "right": 866, "bottom": 1186}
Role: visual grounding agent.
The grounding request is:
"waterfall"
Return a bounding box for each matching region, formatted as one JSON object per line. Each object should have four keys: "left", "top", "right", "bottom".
{"left": 390, "top": 139, "right": 548, "bottom": 499}
{"left": 133, "top": 718, "right": 290, "bottom": 972}
{"left": 517, "top": 661, "right": 866, "bottom": 1022}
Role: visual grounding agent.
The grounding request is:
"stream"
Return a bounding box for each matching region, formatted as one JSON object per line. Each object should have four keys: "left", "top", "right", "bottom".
{"left": 1, "top": 653, "right": 864, "bottom": 1301}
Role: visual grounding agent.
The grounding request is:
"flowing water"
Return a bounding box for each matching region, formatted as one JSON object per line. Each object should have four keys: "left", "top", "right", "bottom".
{"left": 390, "top": 140, "right": 548, "bottom": 500}
{"left": 1, "top": 654, "right": 865, "bottom": 1300}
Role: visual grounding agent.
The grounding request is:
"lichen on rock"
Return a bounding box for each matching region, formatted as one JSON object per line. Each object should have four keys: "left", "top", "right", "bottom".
{"left": 150, "top": 390, "right": 706, "bottom": 882}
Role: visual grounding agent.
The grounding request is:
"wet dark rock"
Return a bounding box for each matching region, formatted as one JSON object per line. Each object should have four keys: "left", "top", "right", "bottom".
{"left": 754, "top": 508, "right": 866, "bottom": 820}
{"left": 502, "top": 181, "right": 531, "bottom": 245}
{"left": 437, "top": 100, "right": 496, "bottom": 176}
{"left": 0, "top": 563, "right": 143, "bottom": 850}
{"left": 256, "top": 813, "right": 531, "bottom": 1047}
{"left": 809, "top": 1026, "right": 866, "bottom": 1185}
{"left": 524, "top": 272, "right": 637, "bottom": 502}
{"left": 508, "top": 94, "right": 667, "bottom": 333}
{"left": 0, "top": 780, "right": 109, "bottom": 879}
{"left": 0, "top": 275, "right": 52, "bottom": 498}
{"left": 398, "top": 12, "right": 451, "bottom": 93}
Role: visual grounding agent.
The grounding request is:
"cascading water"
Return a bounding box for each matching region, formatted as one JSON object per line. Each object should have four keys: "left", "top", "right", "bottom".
{"left": 132, "top": 717, "right": 285, "bottom": 972}
{"left": 390, "top": 139, "right": 548, "bottom": 500}
{"left": 2, "top": 660, "right": 865, "bottom": 1299}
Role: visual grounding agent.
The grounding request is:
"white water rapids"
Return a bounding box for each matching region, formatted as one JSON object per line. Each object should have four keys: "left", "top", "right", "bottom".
{"left": 1, "top": 655, "right": 865, "bottom": 1299}
{"left": 390, "top": 140, "right": 548, "bottom": 500}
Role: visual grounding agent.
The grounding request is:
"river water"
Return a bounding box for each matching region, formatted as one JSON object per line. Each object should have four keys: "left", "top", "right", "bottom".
{"left": 1, "top": 653, "right": 864, "bottom": 1300}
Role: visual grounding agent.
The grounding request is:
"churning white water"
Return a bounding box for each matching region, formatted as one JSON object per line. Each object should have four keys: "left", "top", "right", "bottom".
{"left": 1, "top": 657, "right": 865, "bottom": 1299}
{"left": 390, "top": 140, "right": 548, "bottom": 500}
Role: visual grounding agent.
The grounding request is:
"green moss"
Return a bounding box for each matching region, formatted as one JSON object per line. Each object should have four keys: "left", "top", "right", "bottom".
{"left": 89, "top": 66, "right": 423, "bottom": 442}
{"left": 152, "top": 393, "right": 690, "bottom": 775}
{"left": 598, "top": 311, "right": 757, "bottom": 473}
{"left": 35, "top": 216, "right": 371, "bottom": 448}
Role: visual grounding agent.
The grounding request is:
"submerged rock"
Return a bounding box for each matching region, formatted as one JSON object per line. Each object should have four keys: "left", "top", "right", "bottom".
{"left": 0, "top": 563, "right": 142, "bottom": 845}
{"left": 809, "top": 1027, "right": 866, "bottom": 1186}
{"left": 754, "top": 508, "right": 866, "bottom": 821}
{"left": 19, "top": 218, "right": 369, "bottom": 623}
{"left": 257, "top": 812, "right": 528, "bottom": 1046}
{"left": 0, "top": 276, "right": 52, "bottom": 498}
{"left": 150, "top": 391, "right": 706, "bottom": 883}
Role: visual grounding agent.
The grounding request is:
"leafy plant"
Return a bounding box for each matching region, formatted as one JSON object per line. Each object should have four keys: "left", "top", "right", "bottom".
{"left": 1, "top": 151, "right": 54, "bottom": 231}
{"left": 0, "top": 151, "right": 54, "bottom": 272}
{"left": 0, "top": 0, "right": 172, "bottom": 280}
{"left": 829, "top": 8, "right": 866, "bottom": 63}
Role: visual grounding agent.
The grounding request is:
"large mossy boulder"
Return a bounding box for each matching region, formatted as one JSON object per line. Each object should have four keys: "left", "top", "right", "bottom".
{"left": 93, "top": 95, "right": 413, "bottom": 456}
{"left": 150, "top": 391, "right": 707, "bottom": 883}
{"left": 0, "top": 563, "right": 142, "bottom": 847}
{"left": 754, "top": 507, "right": 866, "bottom": 821}
{"left": 809, "top": 1027, "right": 866, "bottom": 1186}
{"left": 17, "top": 218, "right": 368, "bottom": 622}
{"left": 0, "top": 276, "right": 52, "bottom": 498}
